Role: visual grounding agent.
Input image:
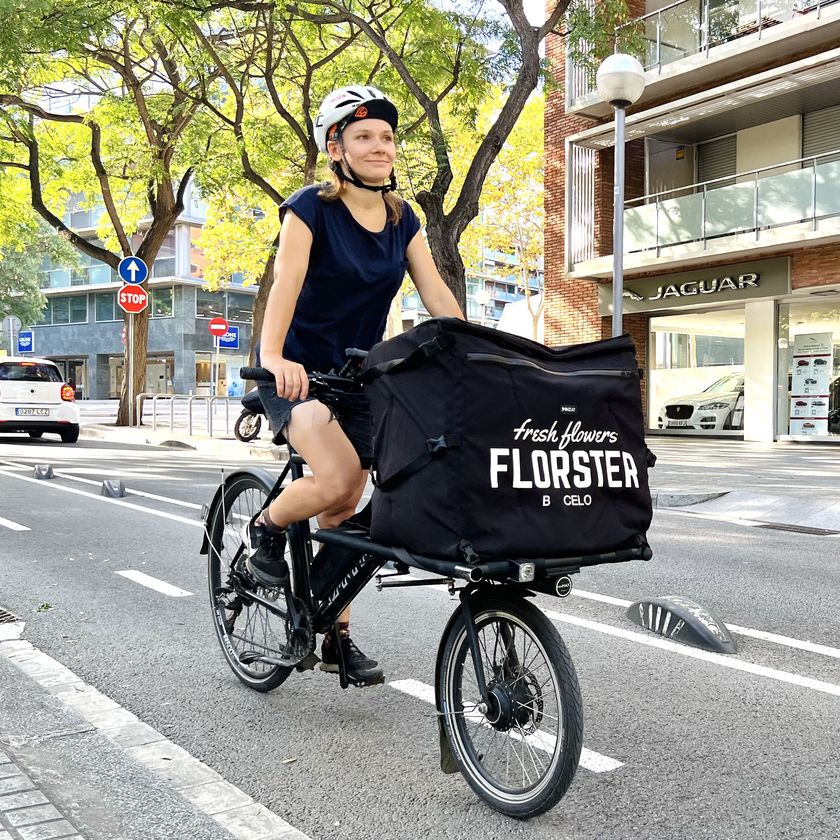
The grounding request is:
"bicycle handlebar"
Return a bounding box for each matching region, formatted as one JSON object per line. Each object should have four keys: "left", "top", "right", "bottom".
{"left": 239, "top": 367, "right": 275, "bottom": 382}
{"left": 239, "top": 366, "right": 363, "bottom": 396}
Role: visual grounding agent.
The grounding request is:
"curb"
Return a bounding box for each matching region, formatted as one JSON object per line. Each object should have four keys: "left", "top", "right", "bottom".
{"left": 79, "top": 425, "right": 286, "bottom": 461}
{"left": 0, "top": 618, "right": 309, "bottom": 840}
{"left": 651, "top": 490, "right": 730, "bottom": 508}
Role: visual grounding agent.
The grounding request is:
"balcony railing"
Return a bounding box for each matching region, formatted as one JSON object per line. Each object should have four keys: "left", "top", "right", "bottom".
{"left": 621, "top": 150, "right": 840, "bottom": 255}
{"left": 568, "top": 0, "right": 839, "bottom": 104}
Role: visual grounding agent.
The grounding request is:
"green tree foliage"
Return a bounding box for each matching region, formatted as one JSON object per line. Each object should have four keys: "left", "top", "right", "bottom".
{"left": 459, "top": 92, "right": 544, "bottom": 339}
{"left": 0, "top": 1, "right": 213, "bottom": 422}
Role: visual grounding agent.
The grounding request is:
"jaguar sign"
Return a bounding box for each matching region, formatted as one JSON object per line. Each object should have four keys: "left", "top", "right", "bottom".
{"left": 598, "top": 258, "right": 790, "bottom": 315}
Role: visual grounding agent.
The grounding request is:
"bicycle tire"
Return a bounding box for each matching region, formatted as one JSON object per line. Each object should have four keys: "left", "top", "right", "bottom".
{"left": 207, "top": 472, "right": 296, "bottom": 692}
{"left": 438, "top": 593, "right": 583, "bottom": 818}
{"left": 234, "top": 411, "right": 262, "bottom": 442}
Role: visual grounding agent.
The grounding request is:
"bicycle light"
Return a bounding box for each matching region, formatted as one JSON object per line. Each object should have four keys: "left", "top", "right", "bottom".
{"left": 516, "top": 562, "right": 535, "bottom": 583}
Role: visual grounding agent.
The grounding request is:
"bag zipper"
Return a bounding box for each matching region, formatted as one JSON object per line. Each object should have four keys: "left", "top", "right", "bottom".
{"left": 467, "top": 352, "right": 636, "bottom": 378}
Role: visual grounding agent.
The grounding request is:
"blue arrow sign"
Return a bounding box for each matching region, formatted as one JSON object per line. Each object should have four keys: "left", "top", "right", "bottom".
{"left": 218, "top": 326, "right": 239, "bottom": 350}
{"left": 118, "top": 256, "right": 149, "bottom": 285}
{"left": 16, "top": 330, "right": 34, "bottom": 354}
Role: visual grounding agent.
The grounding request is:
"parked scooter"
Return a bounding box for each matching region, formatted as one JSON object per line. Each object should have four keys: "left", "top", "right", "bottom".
{"left": 234, "top": 389, "right": 264, "bottom": 442}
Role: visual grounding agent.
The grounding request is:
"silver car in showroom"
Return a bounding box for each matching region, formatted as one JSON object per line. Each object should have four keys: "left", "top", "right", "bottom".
{"left": 658, "top": 374, "right": 745, "bottom": 431}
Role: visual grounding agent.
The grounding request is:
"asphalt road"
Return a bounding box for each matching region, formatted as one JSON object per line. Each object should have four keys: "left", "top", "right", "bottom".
{"left": 1, "top": 436, "right": 839, "bottom": 840}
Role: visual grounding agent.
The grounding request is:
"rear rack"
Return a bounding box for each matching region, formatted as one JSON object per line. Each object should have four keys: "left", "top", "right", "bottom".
{"left": 312, "top": 527, "right": 651, "bottom": 585}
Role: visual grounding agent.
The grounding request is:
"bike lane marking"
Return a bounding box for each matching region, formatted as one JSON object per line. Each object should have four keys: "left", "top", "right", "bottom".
{"left": 426, "top": 587, "right": 840, "bottom": 699}
{"left": 115, "top": 570, "right": 193, "bottom": 598}
{"left": 542, "top": 609, "right": 840, "bottom": 698}
{"left": 0, "top": 458, "right": 203, "bottom": 510}
{"left": 0, "top": 468, "right": 203, "bottom": 529}
{"left": 572, "top": 589, "right": 840, "bottom": 661}
{"left": 0, "top": 515, "right": 29, "bottom": 531}
{"left": 388, "top": 678, "right": 624, "bottom": 774}
{"left": 7, "top": 464, "right": 839, "bottom": 684}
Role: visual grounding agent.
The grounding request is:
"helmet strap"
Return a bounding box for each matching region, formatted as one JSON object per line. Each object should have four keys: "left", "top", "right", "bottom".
{"left": 330, "top": 153, "right": 398, "bottom": 194}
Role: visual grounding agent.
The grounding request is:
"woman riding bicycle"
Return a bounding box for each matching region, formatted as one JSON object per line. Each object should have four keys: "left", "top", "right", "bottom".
{"left": 243, "top": 85, "right": 464, "bottom": 683}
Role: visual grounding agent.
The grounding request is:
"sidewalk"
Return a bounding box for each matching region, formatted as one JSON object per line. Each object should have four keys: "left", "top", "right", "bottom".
{"left": 646, "top": 436, "right": 840, "bottom": 531}
{"left": 0, "top": 620, "right": 307, "bottom": 840}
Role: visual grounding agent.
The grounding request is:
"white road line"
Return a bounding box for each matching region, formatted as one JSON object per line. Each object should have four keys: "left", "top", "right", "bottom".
{"left": 388, "top": 678, "right": 624, "bottom": 774}
{"left": 426, "top": 587, "right": 840, "bottom": 698}
{"left": 572, "top": 589, "right": 840, "bottom": 661}
{"left": 0, "top": 468, "right": 203, "bottom": 529}
{"left": 543, "top": 609, "right": 840, "bottom": 699}
{"left": 0, "top": 458, "right": 203, "bottom": 510}
{"left": 0, "top": 634, "right": 310, "bottom": 840}
{"left": 115, "top": 570, "right": 193, "bottom": 597}
{"left": 0, "top": 515, "right": 29, "bottom": 532}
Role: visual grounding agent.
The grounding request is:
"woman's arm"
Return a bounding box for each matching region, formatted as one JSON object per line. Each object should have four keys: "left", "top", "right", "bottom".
{"left": 406, "top": 231, "right": 465, "bottom": 319}
{"left": 260, "top": 211, "right": 313, "bottom": 400}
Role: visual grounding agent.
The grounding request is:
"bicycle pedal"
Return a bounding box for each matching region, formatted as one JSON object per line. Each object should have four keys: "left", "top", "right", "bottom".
{"left": 348, "top": 673, "right": 385, "bottom": 688}
{"left": 295, "top": 652, "right": 320, "bottom": 672}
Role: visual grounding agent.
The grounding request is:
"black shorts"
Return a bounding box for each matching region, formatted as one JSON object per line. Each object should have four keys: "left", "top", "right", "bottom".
{"left": 256, "top": 381, "right": 374, "bottom": 470}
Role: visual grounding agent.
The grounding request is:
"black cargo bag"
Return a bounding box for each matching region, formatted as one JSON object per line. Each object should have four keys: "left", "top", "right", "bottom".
{"left": 361, "top": 317, "right": 653, "bottom": 562}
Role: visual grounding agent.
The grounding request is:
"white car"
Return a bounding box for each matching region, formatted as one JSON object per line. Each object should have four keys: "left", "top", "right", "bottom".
{"left": 658, "top": 374, "right": 745, "bottom": 432}
{"left": 0, "top": 357, "right": 80, "bottom": 443}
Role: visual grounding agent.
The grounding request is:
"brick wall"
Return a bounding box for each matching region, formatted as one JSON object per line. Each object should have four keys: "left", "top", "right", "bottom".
{"left": 792, "top": 244, "right": 840, "bottom": 288}
{"left": 544, "top": 0, "right": 649, "bottom": 385}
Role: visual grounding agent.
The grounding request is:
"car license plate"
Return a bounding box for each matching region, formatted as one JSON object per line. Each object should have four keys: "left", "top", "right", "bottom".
{"left": 15, "top": 408, "right": 49, "bottom": 417}
{"left": 668, "top": 420, "right": 689, "bottom": 427}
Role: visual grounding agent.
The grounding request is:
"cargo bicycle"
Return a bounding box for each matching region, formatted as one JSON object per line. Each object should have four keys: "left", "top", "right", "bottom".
{"left": 201, "top": 353, "right": 651, "bottom": 819}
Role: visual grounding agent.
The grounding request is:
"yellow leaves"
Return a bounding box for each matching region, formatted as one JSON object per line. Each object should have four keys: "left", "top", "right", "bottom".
{"left": 197, "top": 197, "right": 277, "bottom": 292}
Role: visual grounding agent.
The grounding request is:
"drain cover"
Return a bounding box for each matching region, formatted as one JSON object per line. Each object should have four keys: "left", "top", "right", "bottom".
{"left": 0, "top": 608, "right": 20, "bottom": 624}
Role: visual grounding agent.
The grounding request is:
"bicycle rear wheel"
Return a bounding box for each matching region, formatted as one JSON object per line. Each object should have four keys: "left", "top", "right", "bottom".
{"left": 207, "top": 472, "right": 298, "bottom": 692}
{"left": 438, "top": 593, "right": 583, "bottom": 818}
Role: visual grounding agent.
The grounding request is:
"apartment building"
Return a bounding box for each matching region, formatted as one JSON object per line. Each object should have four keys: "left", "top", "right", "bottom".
{"left": 547, "top": 0, "right": 840, "bottom": 442}
{"left": 21, "top": 183, "right": 257, "bottom": 399}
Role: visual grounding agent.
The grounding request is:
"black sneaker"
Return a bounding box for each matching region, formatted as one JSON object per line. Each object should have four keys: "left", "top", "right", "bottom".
{"left": 241, "top": 514, "right": 289, "bottom": 588}
{"left": 320, "top": 634, "right": 384, "bottom": 682}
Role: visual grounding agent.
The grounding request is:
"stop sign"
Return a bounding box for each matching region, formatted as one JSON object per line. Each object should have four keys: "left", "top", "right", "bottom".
{"left": 117, "top": 284, "right": 148, "bottom": 314}
{"left": 208, "top": 317, "right": 229, "bottom": 337}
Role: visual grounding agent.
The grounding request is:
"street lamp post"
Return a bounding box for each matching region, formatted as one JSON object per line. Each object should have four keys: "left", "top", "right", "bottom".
{"left": 596, "top": 53, "right": 646, "bottom": 338}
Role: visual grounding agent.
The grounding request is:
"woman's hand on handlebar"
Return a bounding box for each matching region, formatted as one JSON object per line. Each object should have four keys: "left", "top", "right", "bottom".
{"left": 262, "top": 354, "right": 309, "bottom": 402}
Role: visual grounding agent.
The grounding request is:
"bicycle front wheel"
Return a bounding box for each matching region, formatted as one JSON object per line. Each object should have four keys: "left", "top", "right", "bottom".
{"left": 438, "top": 593, "right": 583, "bottom": 818}
{"left": 207, "top": 472, "right": 295, "bottom": 692}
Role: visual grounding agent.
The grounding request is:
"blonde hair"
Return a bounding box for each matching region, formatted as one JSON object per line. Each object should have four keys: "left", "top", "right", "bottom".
{"left": 317, "top": 164, "right": 404, "bottom": 225}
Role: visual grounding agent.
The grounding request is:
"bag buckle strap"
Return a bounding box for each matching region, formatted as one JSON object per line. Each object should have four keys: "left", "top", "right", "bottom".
{"left": 425, "top": 432, "right": 461, "bottom": 454}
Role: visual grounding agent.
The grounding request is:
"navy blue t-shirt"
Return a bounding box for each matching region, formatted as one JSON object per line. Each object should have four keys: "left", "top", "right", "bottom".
{"left": 278, "top": 185, "right": 421, "bottom": 374}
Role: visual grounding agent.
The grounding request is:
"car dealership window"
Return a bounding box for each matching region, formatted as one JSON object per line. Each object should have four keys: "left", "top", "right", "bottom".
{"left": 650, "top": 308, "right": 745, "bottom": 435}
{"left": 777, "top": 301, "right": 840, "bottom": 438}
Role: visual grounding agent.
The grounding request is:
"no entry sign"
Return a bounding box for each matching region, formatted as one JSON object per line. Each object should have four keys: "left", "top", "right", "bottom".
{"left": 208, "top": 317, "right": 229, "bottom": 338}
{"left": 117, "top": 284, "right": 148, "bottom": 314}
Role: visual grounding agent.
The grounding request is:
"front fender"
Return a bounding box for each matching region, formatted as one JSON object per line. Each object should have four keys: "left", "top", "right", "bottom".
{"left": 199, "top": 467, "right": 279, "bottom": 555}
{"left": 434, "top": 600, "right": 464, "bottom": 775}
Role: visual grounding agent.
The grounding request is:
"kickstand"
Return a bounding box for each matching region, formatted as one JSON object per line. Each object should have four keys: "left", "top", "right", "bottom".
{"left": 333, "top": 621, "right": 350, "bottom": 690}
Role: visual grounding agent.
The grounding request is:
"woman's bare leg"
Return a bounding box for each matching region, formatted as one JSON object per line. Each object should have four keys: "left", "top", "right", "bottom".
{"left": 264, "top": 400, "right": 369, "bottom": 625}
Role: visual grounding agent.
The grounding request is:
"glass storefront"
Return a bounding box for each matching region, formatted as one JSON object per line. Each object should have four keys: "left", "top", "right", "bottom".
{"left": 195, "top": 351, "right": 247, "bottom": 396}
{"left": 650, "top": 308, "right": 745, "bottom": 434}
{"left": 777, "top": 300, "right": 840, "bottom": 438}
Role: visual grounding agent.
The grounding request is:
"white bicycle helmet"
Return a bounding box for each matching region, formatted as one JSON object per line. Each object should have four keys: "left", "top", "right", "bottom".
{"left": 314, "top": 85, "right": 398, "bottom": 153}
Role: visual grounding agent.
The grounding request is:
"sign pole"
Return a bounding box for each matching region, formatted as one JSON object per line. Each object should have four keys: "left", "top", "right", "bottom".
{"left": 214, "top": 336, "right": 220, "bottom": 396}
{"left": 128, "top": 312, "right": 134, "bottom": 427}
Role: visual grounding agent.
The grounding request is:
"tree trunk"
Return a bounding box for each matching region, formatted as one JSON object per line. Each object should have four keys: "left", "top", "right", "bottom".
{"left": 249, "top": 233, "right": 279, "bottom": 366}
{"left": 421, "top": 199, "right": 468, "bottom": 315}
{"left": 116, "top": 307, "right": 150, "bottom": 426}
